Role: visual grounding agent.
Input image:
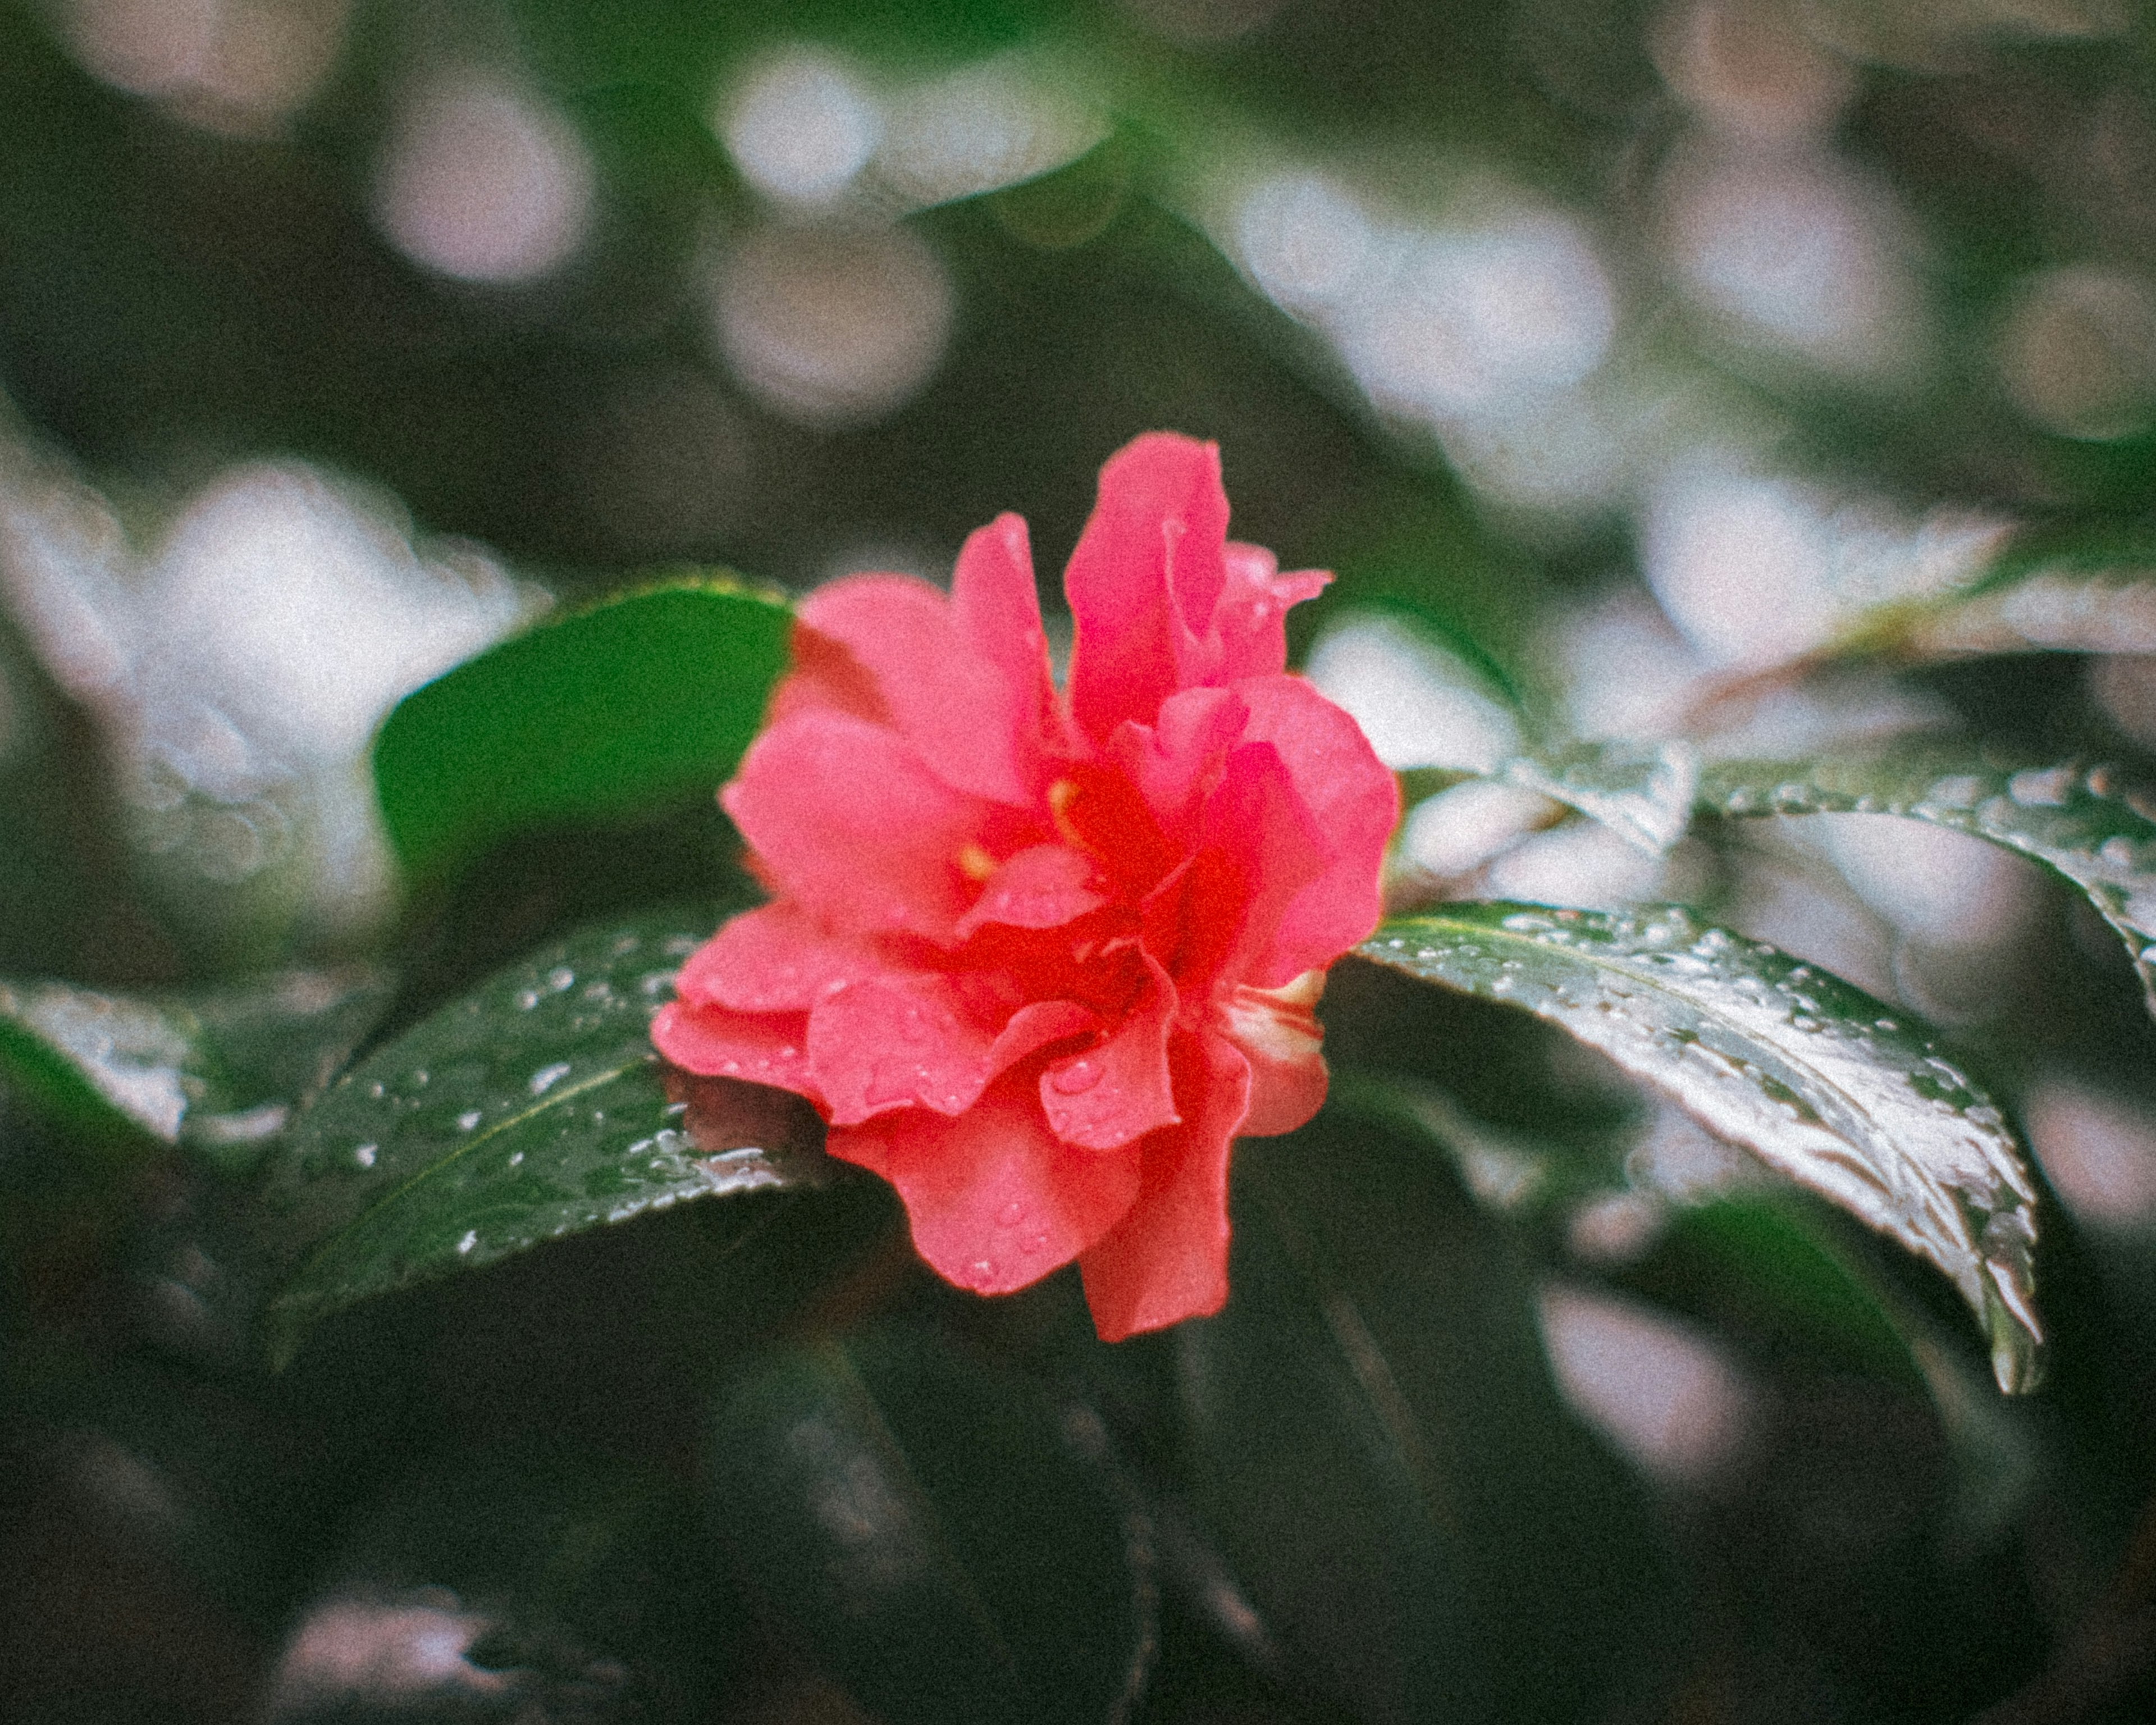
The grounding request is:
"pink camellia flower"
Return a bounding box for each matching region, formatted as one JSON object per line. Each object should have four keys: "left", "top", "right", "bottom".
{"left": 652, "top": 433, "right": 1397, "bottom": 1339}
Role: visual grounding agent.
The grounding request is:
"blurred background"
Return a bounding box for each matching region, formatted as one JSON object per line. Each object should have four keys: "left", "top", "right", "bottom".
{"left": 8, "top": 1, "right": 2156, "bottom": 1722}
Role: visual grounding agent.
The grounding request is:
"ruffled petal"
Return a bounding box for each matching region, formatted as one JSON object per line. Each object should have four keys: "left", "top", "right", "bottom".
{"left": 792, "top": 569, "right": 1043, "bottom": 806}
{"left": 954, "top": 843, "right": 1107, "bottom": 939}
{"left": 1145, "top": 737, "right": 1332, "bottom": 996}
{"left": 1065, "top": 433, "right": 1230, "bottom": 740}
{"left": 1106, "top": 686, "right": 1246, "bottom": 854}
{"left": 721, "top": 710, "right": 992, "bottom": 945}
{"left": 1214, "top": 542, "right": 1331, "bottom": 682}
{"left": 952, "top": 512, "right": 1070, "bottom": 774}
{"left": 1078, "top": 1030, "right": 1251, "bottom": 1341}
{"left": 1040, "top": 955, "right": 1180, "bottom": 1151}
{"left": 1217, "top": 972, "right": 1328, "bottom": 1137}
{"left": 1231, "top": 674, "right": 1399, "bottom": 983}
{"left": 651, "top": 1000, "right": 820, "bottom": 1104}
{"left": 807, "top": 972, "right": 1003, "bottom": 1124}
{"left": 675, "top": 902, "right": 867, "bottom": 1014}
{"left": 833, "top": 1076, "right": 1143, "bottom": 1295}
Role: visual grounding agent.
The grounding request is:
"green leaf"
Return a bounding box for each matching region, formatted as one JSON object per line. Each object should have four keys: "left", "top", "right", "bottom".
{"left": 1181, "top": 1119, "right": 1679, "bottom": 1725}
{"left": 1843, "top": 522, "right": 2156, "bottom": 659}
{"left": 0, "top": 967, "right": 391, "bottom": 1164}
{"left": 1354, "top": 903, "right": 2044, "bottom": 1392}
{"left": 1700, "top": 753, "right": 2156, "bottom": 1016}
{"left": 254, "top": 910, "right": 831, "bottom": 1367}
{"left": 373, "top": 579, "right": 793, "bottom": 882}
{"left": 1500, "top": 738, "right": 1700, "bottom": 855}
{"left": 706, "top": 1324, "right": 1155, "bottom": 1725}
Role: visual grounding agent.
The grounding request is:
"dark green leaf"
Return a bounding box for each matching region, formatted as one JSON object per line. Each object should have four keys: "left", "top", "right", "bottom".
{"left": 1700, "top": 754, "right": 2156, "bottom": 1017}
{"left": 373, "top": 579, "right": 792, "bottom": 882}
{"left": 255, "top": 910, "right": 831, "bottom": 1367}
{"left": 1629, "top": 1200, "right": 2039, "bottom": 1552}
{"left": 1355, "top": 903, "right": 2044, "bottom": 1391}
{"left": 0, "top": 967, "right": 391, "bottom": 1164}
{"left": 1182, "top": 1119, "right": 1678, "bottom": 1725}
{"left": 706, "top": 1324, "right": 1154, "bottom": 1725}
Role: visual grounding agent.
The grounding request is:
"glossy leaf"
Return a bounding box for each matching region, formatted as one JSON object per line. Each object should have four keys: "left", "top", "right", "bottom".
{"left": 1181, "top": 1117, "right": 1678, "bottom": 1725}
{"left": 1354, "top": 903, "right": 2044, "bottom": 1391}
{"left": 255, "top": 910, "right": 830, "bottom": 1367}
{"left": 0, "top": 967, "right": 391, "bottom": 1163}
{"left": 706, "top": 1324, "right": 1154, "bottom": 1725}
{"left": 1700, "top": 754, "right": 2156, "bottom": 1016}
{"left": 373, "top": 579, "right": 792, "bottom": 882}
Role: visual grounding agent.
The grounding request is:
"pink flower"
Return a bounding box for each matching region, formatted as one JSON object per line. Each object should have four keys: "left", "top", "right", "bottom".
{"left": 652, "top": 433, "right": 1397, "bottom": 1339}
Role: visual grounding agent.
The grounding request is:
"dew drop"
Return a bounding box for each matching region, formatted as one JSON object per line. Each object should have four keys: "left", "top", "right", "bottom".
{"left": 1020, "top": 1231, "right": 1049, "bottom": 1256}
{"left": 507, "top": 1150, "right": 523, "bottom": 1166}
{"left": 353, "top": 1143, "right": 377, "bottom": 1169}
{"left": 457, "top": 1230, "right": 478, "bottom": 1254}
{"left": 529, "top": 1061, "right": 573, "bottom": 1096}
{"left": 969, "top": 1257, "right": 997, "bottom": 1284}
{"left": 456, "top": 1109, "right": 482, "bottom": 1131}
{"left": 547, "top": 965, "right": 576, "bottom": 992}
{"left": 1050, "top": 1058, "right": 1103, "bottom": 1095}
{"left": 515, "top": 989, "right": 542, "bottom": 1011}
{"left": 997, "top": 1201, "right": 1025, "bottom": 1227}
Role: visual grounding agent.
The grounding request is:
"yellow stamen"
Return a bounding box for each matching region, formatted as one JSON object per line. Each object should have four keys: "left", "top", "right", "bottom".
{"left": 1047, "top": 777, "right": 1083, "bottom": 849}
{"left": 957, "top": 843, "right": 999, "bottom": 882}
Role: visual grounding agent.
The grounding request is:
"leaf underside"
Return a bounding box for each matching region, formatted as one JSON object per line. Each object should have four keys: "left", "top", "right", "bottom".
{"left": 1354, "top": 903, "right": 2043, "bottom": 1393}
{"left": 1700, "top": 754, "right": 2156, "bottom": 1016}
{"left": 255, "top": 909, "right": 830, "bottom": 1367}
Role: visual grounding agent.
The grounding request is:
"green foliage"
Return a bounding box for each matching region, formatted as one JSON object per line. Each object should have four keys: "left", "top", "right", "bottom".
{"left": 1356, "top": 905, "right": 2043, "bottom": 1391}
{"left": 373, "top": 581, "right": 792, "bottom": 884}
{"left": 1184, "top": 1119, "right": 1679, "bottom": 1725}
{"left": 253, "top": 909, "right": 828, "bottom": 1367}
{"left": 708, "top": 1324, "right": 1155, "bottom": 1725}
{"left": 1701, "top": 754, "right": 2156, "bottom": 1015}
{"left": 0, "top": 968, "right": 390, "bottom": 1162}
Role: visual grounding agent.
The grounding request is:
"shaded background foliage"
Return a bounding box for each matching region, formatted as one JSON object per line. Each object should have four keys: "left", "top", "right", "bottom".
{"left": 6, "top": 1, "right": 2156, "bottom": 1723}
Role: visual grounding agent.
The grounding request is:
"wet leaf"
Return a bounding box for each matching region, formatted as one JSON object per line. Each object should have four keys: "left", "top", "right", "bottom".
{"left": 1501, "top": 738, "right": 1700, "bottom": 856}
{"left": 0, "top": 967, "right": 392, "bottom": 1164}
{"left": 1354, "top": 903, "right": 2044, "bottom": 1392}
{"left": 706, "top": 1324, "right": 1155, "bottom": 1725}
{"left": 1846, "top": 523, "right": 2156, "bottom": 658}
{"left": 254, "top": 910, "right": 831, "bottom": 1368}
{"left": 1181, "top": 1118, "right": 1679, "bottom": 1725}
{"left": 373, "top": 579, "right": 792, "bottom": 883}
{"left": 1700, "top": 753, "right": 2156, "bottom": 1017}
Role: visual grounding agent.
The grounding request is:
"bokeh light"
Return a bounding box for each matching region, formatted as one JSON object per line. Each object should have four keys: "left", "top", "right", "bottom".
{"left": 707, "top": 223, "right": 954, "bottom": 427}
{"left": 372, "top": 72, "right": 596, "bottom": 285}
{"left": 719, "top": 47, "right": 882, "bottom": 208}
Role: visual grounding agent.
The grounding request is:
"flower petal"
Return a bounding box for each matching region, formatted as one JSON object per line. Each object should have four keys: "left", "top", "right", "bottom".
{"left": 952, "top": 512, "right": 1070, "bottom": 774}
{"left": 675, "top": 902, "right": 866, "bottom": 1014}
{"left": 833, "top": 1076, "right": 1143, "bottom": 1295}
{"left": 1041, "top": 955, "right": 1180, "bottom": 1151}
{"left": 793, "top": 565, "right": 1044, "bottom": 806}
{"left": 1145, "top": 737, "right": 1332, "bottom": 996}
{"left": 651, "top": 1001, "right": 820, "bottom": 1103}
{"left": 1214, "top": 542, "right": 1331, "bottom": 682}
{"left": 1107, "top": 685, "right": 1247, "bottom": 854}
{"left": 1232, "top": 674, "right": 1399, "bottom": 983}
{"left": 1079, "top": 1031, "right": 1251, "bottom": 1341}
{"left": 1217, "top": 973, "right": 1328, "bottom": 1137}
{"left": 808, "top": 972, "right": 1003, "bottom": 1124}
{"left": 722, "top": 710, "right": 991, "bottom": 945}
{"left": 1066, "top": 432, "right": 1230, "bottom": 740}
{"left": 955, "top": 842, "right": 1107, "bottom": 939}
